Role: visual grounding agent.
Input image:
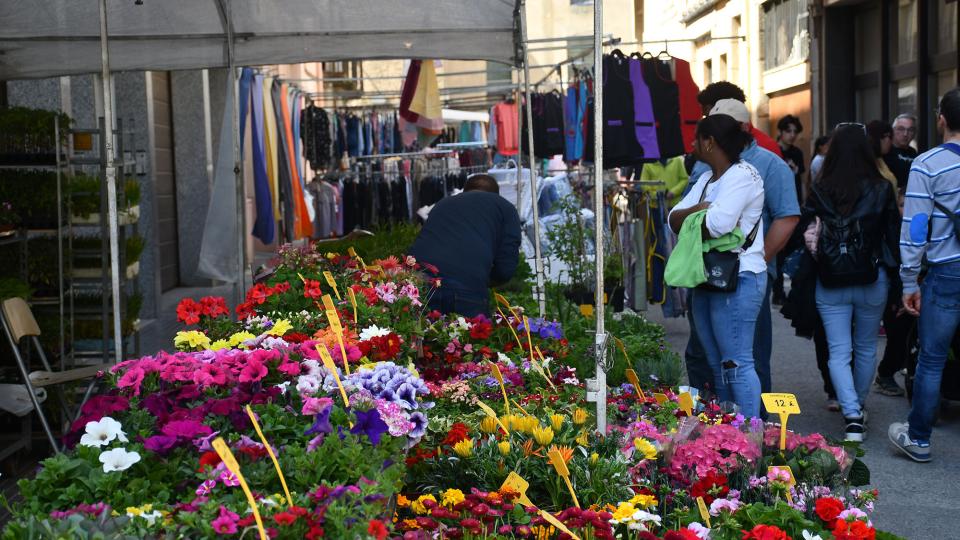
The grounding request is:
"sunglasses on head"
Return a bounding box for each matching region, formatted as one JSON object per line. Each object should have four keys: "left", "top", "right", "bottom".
{"left": 835, "top": 122, "right": 867, "bottom": 134}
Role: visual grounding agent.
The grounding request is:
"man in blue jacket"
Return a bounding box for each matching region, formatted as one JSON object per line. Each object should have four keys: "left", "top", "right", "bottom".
{"left": 409, "top": 174, "right": 522, "bottom": 317}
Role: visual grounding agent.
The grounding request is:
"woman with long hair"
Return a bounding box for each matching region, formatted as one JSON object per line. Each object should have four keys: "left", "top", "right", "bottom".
{"left": 669, "top": 114, "right": 765, "bottom": 418}
{"left": 804, "top": 123, "right": 900, "bottom": 441}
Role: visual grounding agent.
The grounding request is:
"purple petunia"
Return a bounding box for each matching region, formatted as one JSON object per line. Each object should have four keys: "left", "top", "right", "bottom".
{"left": 350, "top": 408, "right": 389, "bottom": 446}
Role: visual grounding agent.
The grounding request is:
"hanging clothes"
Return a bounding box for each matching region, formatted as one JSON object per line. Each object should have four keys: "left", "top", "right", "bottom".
{"left": 277, "top": 82, "right": 312, "bottom": 239}
{"left": 640, "top": 57, "right": 685, "bottom": 158}
{"left": 673, "top": 58, "right": 702, "bottom": 154}
{"left": 399, "top": 60, "right": 423, "bottom": 123}
{"left": 564, "top": 81, "right": 587, "bottom": 162}
{"left": 492, "top": 101, "right": 519, "bottom": 156}
{"left": 628, "top": 55, "right": 660, "bottom": 161}
{"left": 262, "top": 76, "right": 280, "bottom": 221}
{"left": 599, "top": 53, "right": 644, "bottom": 166}
{"left": 250, "top": 73, "right": 274, "bottom": 244}
{"left": 531, "top": 91, "right": 565, "bottom": 159}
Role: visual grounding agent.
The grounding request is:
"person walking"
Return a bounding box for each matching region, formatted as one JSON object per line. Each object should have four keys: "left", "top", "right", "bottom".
{"left": 804, "top": 123, "right": 900, "bottom": 442}
{"left": 809, "top": 135, "right": 831, "bottom": 184}
{"left": 884, "top": 113, "right": 919, "bottom": 188}
{"left": 874, "top": 187, "right": 912, "bottom": 396}
{"left": 773, "top": 115, "right": 806, "bottom": 305}
{"left": 866, "top": 120, "right": 898, "bottom": 188}
{"left": 669, "top": 114, "right": 766, "bottom": 418}
{"left": 889, "top": 88, "right": 960, "bottom": 462}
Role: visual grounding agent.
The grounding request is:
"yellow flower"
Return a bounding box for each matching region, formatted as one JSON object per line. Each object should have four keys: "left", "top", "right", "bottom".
{"left": 208, "top": 339, "right": 230, "bottom": 351}
{"left": 590, "top": 452, "right": 599, "bottom": 465}
{"left": 441, "top": 489, "right": 465, "bottom": 508}
{"left": 125, "top": 506, "right": 142, "bottom": 517}
{"left": 227, "top": 331, "right": 256, "bottom": 347}
{"left": 498, "top": 441, "right": 511, "bottom": 456}
{"left": 572, "top": 408, "right": 588, "bottom": 425}
{"left": 411, "top": 494, "right": 436, "bottom": 515}
{"left": 453, "top": 438, "right": 473, "bottom": 458}
{"left": 531, "top": 425, "right": 554, "bottom": 446}
{"left": 174, "top": 330, "right": 211, "bottom": 350}
{"left": 396, "top": 494, "right": 411, "bottom": 508}
{"left": 402, "top": 518, "right": 418, "bottom": 529}
{"left": 633, "top": 437, "right": 658, "bottom": 461}
{"left": 550, "top": 414, "right": 565, "bottom": 431}
{"left": 518, "top": 416, "right": 539, "bottom": 434}
{"left": 480, "top": 416, "right": 499, "bottom": 434}
{"left": 575, "top": 430, "right": 589, "bottom": 447}
{"left": 502, "top": 414, "right": 520, "bottom": 431}
{"left": 611, "top": 502, "right": 637, "bottom": 521}
{"left": 548, "top": 444, "right": 574, "bottom": 464}
{"left": 268, "top": 319, "right": 292, "bottom": 336}
{"left": 630, "top": 494, "right": 658, "bottom": 508}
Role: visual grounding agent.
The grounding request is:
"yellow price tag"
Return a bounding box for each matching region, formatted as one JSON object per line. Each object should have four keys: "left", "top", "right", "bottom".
{"left": 347, "top": 287, "right": 358, "bottom": 323}
{"left": 496, "top": 307, "right": 524, "bottom": 349}
{"left": 762, "top": 393, "right": 801, "bottom": 450}
{"left": 321, "top": 294, "right": 337, "bottom": 314}
{"left": 539, "top": 510, "right": 581, "bottom": 540}
{"left": 500, "top": 471, "right": 533, "bottom": 506}
{"left": 534, "top": 346, "right": 554, "bottom": 379}
{"left": 211, "top": 438, "right": 267, "bottom": 540}
{"left": 245, "top": 405, "right": 292, "bottom": 507}
{"left": 347, "top": 246, "right": 357, "bottom": 257}
{"left": 653, "top": 393, "right": 668, "bottom": 405}
{"left": 322, "top": 271, "right": 341, "bottom": 300}
{"left": 547, "top": 447, "right": 580, "bottom": 508}
{"left": 579, "top": 304, "right": 594, "bottom": 318}
{"left": 522, "top": 316, "right": 536, "bottom": 365}
{"left": 324, "top": 309, "right": 349, "bottom": 374}
{"left": 476, "top": 401, "right": 509, "bottom": 434}
{"left": 317, "top": 345, "right": 350, "bottom": 408}
{"left": 624, "top": 368, "right": 647, "bottom": 400}
{"left": 678, "top": 392, "right": 694, "bottom": 416}
{"left": 696, "top": 496, "right": 711, "bottom": 528}
{"left": 490, "top": 364, "right": 510, "bottom": 414}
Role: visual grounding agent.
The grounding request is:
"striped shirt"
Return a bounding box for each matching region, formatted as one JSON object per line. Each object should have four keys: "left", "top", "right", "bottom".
{"left": 900, "top": 142, "right": 960, "bottom": 294}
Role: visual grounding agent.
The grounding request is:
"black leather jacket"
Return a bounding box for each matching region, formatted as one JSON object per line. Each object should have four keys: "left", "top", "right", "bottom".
{"left": 801, "top": 179, "right": 901, "bottom": 270}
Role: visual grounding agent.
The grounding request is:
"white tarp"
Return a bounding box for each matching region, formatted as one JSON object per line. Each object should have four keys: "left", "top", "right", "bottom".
{"left": 0, "top": 0, "right": 519, "bottom": 79}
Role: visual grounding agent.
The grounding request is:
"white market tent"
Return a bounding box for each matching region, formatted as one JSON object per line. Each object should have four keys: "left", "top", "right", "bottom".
{"left": 0, "top": 0, "right": 610, "bottom": 432}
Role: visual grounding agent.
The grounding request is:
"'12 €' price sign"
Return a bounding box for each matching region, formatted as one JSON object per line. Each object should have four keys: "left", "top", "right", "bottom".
{"left": 761, "top": 392, "right": 800, "bottom": 450}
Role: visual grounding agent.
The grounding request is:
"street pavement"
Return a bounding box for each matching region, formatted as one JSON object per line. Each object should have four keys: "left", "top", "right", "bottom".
{"left": 645, "top": 305, "right": 960, "bottom": 540}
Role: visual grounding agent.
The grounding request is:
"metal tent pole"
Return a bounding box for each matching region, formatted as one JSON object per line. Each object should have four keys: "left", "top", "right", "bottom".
{"left": 590, "top": 0, "right": 608, "bottom": 435}
{"left": 97, "top": 0, "right": 123, "bottom": 364}
{"left": 515, "top": 79, "right": 523, "bottom": 211}
{"left": 520, "top": 1, "right": 546, "bottom": 317}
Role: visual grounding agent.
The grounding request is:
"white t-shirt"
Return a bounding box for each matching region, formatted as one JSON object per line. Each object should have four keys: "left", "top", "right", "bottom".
{"left": 669, "top": 161, "right": 767, "bottom": 275}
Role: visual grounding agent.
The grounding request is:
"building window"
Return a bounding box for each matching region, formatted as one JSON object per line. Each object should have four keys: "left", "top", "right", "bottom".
{"left": 896, "top": 0, "right": 918, "bottom": 64}
{"left": 935, "top": 0, "right": 957, "bottom": 55}
{"left": 762, "top": 0, "right": 809, "bottom": 71}
{"left": 322, "top": 61, "right": 363, "bottom": 92}
{"left": 703, "top": 59, "right": 713, "bottom": 86}
{"left": 895, "top": 78, "right": 917, "bottom": 115}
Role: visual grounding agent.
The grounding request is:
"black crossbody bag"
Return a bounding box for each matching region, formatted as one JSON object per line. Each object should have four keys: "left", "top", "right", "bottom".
{"left": 696, "top": 179, "right": 762, "bottom": 292}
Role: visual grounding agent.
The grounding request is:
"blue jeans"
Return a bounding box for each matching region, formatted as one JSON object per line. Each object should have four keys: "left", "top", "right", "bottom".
{"left": 816, "top": 269, "right": 889, "bottom": 419}
{"left": 691, "top": 271, "right": 767, "bottom": 418}
{"left": 686, "top": 280, "right": 774, "bottom": 401}
{"left": 909, "top": 261, "right": 960, "bottom": 442}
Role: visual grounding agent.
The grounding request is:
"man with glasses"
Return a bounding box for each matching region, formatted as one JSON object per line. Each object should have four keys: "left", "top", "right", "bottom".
{"left": 885, "top": 114, "right": 919, "bottom": 188}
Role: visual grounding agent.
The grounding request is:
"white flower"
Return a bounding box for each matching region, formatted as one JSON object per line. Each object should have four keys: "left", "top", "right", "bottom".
{"left": 99, "top": 447, "right": 141, "bottom": 473}
{"left": 79, "top": 417, "right": 128, "bottom": 448}
{"left": 130, "top": 510, "right": 162, "bottom": 526}
{"left": 802, "top": 532, "right": 824, "bottom": 540}
{"left": 631, "top": 510, "right": 661, "bottom": 525}
{"left": 688, "top": 522, "right": 712, "bottom": 539}
{"left": 302, "top": 359, "right": 321, "bottom": 377}
{"left": 275, "top": 381, "right": 291, "bottom": 395}
{"left": 297, "top": 374, "right": 320, "bottom": 395}
{"left": 359, "top": 325, "right": 392, "bottom": 341}
{"left": 454, "top": 317, "right": 472, "bottom": 330}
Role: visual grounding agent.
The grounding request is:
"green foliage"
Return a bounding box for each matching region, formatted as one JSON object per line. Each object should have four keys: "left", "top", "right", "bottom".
{"left": 544, "top": 196, "right": 594, "bottom": 292}
{"left": 0, "top": 277, "right": 31, "bottom": 300}
{"left": 0, "top": 169, "right": 60, "bottom": 227}
{"left": 1, "top": 513, "right": 138, "bottom": 540}
{"left": 321, "top": 224, "right": 421, "bottom": 261}
{"left": 0, "top": 107, "right": 71, "bottom": 159}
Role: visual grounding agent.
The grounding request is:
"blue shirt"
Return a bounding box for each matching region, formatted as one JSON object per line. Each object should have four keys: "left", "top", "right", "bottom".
{"left": 690, "top": 141, "right": 800, "bottom": 275}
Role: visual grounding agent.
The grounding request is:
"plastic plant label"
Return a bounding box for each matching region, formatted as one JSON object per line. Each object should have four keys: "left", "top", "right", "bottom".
{"left": 653, "top": 393, "right": 669, "bottom": 405}
{"left": 624, "top": 368, "right": 647, "bottom": 400}
{"left": 476, "top": 401, "right": 509, "bottom": 434}
{"left": 579, "top": 304, "right": 594, "bottom": 318}
{"left": 501, "top": 472, "right": 533, "bottom": 506}
{"left": 678, "top": 392, "right": 694, "bottom": 416}
{"left": 490, "top": 364, "right": 510, "bottom": 413}
{"left": 547, "top": 447, "right": 580, "bottom": 508}
{"left": 539, "top": 510, "right": 581, "bottom": 540}
{"left": 696, "top": 496, "right": 711, "bottom": 528}
{"left": 347, "top": 246, "right": 357, "bottom": 257}
{"left": 325, "top": 309, "right": 349, "bottom": 374}
{"left": 212, "top": 437, "right": 267, "bottom": 540}
{"left": 496, "top": 307, "right": 524, "bottom": 349}
{"left": 245, "top": 405, "right": 292, "bottom": 506}
{"left": 317, "top": 345, "right": 349, "bottom": 408}
{"left": 321, "top": 294, "right": 337, "bottom": 314}
{"left": 322, "top": 271, "right": 341, "bottom": 299}
{"left": 762, "top": 393, "right": 800, "bottom": 450}
{"left": 346, "top": 287, "right": 358, "bottom": 323}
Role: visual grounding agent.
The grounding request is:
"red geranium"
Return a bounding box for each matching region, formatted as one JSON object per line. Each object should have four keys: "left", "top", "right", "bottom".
{"left": 273, "top": 511, "right": 297, "bottom": 526}
{"left": 469, "top": 318, "right": 493, "bottom": 340}
{"left": 443, "top": 422, "right": 470, "bottom": 446}
{"left": 271, "top": 281, "right": 291, "bottom": 294}
{"left": 303, "top": 279, "right": 323, "bottom": 299}
{"left": 815, "top": 497, "right": 846, "bottom": 523}
{"left": 197, "top": 451, "right": 221, "bottom": 472}
{"left": 248, "top": 283, "right": 271, "bottom": 305}
{"left": 664, "top": 531, "right": 702, "bottom": 540}
{"left": 176, "top": 298, "right": 202, "bottom": 325}
{"left": 367, "top": 519, "right": 388, "bottom": 540}
{"left": 741, "top": 524, "right": 791, "bottom": 540}
{"left": 832, "top": 519, "right": 876, "bottom": 540}
{"left": 199, "top": 296, "right": 229, "bottom": 318}
{"left": 689, "top": 471, "right": 729, "bottom": 504}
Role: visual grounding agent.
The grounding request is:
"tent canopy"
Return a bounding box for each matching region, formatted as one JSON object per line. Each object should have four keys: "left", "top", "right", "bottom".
{"left": 0, "top": 0, "right": 520, "bottom": 79}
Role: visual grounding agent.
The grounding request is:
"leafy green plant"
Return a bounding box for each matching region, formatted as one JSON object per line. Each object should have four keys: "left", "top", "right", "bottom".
{"left": 0, "top": 277, "right": 31, "bottom": 300}
{"left": 0, "top": 107, "right": 71, "bottom": 162}
{"left": 545, "top": 196, "right": 594, "bottom": 295}
{"left": 316, "top": 223, "right": 421, "bottom": 261}
{"left": 0, "top": 169, "right": 60, "bottom": 227}
{"left": 125, "top": 235, "right": 144, "bottom": 265}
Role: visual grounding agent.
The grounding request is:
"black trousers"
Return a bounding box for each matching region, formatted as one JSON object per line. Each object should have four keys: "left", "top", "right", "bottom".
{"left": 877, "top": 305, "right": 916, "bottom": 378}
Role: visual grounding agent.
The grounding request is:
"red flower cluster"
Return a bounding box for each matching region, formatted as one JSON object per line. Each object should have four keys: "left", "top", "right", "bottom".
{"left": 741, "top": 524, "right": 791, "bottom": 540}
{"left": 367, "top": 519, "right": 388, "bottom": 540}
{"left": 689, "top": 471, "right": 730, "bottom": 504}
{"left": 832, "top": 519, "right": 876, "bottom": 540}
{"left": 303, "top": 279, "right": 323, "bottom": 299}
{"left": 468, "top": 317, "right": 493, "bottom": 340}
{"left": 815, "top": 497, "right": 845, "bottom": 523}
{"left": 358, "top": 332, "right": 402, "bottom": 362}
{"left": 236, "top": 281, "right": 290, "bottom": 319}
{"left": 442, "top": 423, "right": 470, "bottom": 447}
{"left": 662, "top": 531, "right": 702, "bottom": 540}
{"left": 176, "top": 296, "right": 229, "bottom": 325}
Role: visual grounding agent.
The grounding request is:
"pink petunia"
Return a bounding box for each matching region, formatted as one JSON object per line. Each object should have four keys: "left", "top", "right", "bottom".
{"left": 117, "top": 367, "right": 146, "bottom": 395}
{"left": 211, "top": 505, "right": 239, "bottom": 534}
{"left": 161, "top": 419, "right": 213, "bottom": 440}
{"left": 277, "top": 361, "right": 301, "bottom": 377}
{"left": 193, "top": 363, "right": 228, "bottom": 387}
{"left": 301, "top": 396, "right": 334, "bottom": 416}
{"left": 238, "top": 360, "right": 268, "bottom": 383}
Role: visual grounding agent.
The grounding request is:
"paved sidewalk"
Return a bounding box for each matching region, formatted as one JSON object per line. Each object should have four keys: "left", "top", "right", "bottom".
{"left": 646, "top": 305, "right": 960, "bottom": 540}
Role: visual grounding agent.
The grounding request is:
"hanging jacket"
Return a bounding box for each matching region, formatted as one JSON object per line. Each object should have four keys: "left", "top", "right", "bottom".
{"left": 641, "top": 58, "right": 684, "bottom": 158}
{"left": 628, "top": 56, "right": 660, "bottom": 161}
{"left": 673, "top": 58, "right": 702, "bottom": 154}
{"left": 601, "top": 53, "right": 644, "bottom": 167}
{"left": 664, "top": 209, "right": 746, "bottom": 288}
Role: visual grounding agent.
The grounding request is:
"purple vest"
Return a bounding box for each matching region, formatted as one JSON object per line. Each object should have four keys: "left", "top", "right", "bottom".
{"left": 629, "top": 58, "right": 660, "bottom": 160}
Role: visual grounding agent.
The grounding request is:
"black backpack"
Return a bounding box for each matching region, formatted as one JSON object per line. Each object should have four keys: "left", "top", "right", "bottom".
{"left": 812, "top": 187, "right": 879, "bottom": 288}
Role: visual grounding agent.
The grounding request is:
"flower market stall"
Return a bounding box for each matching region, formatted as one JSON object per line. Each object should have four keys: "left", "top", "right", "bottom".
{"left": 3, "top": 240, "right": 900, "bottom": 540}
